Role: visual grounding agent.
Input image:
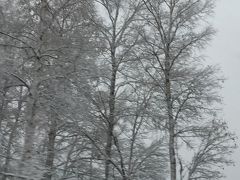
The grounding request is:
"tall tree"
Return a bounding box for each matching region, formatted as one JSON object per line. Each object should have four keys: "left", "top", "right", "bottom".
{"left": 139, "top": 0, "right": 236, "bottom": 180}
{"left": 91, "top": 0, "right": 142, "bottom": 179}
{"left": 0, "top": 0, "right": 236, "bottom": 180}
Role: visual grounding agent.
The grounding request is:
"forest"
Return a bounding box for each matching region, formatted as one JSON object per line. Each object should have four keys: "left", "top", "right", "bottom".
{"left": 0, "top": 0, "right": 237, "bottom": 180}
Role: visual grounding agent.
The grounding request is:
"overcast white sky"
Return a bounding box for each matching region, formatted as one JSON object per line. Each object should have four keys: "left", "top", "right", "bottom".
{"left": 206, "top": 0, "right": 240, "bottom": 179}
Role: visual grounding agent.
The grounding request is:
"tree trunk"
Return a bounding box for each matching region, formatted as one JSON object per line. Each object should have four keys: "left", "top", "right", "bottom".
{"left": 22, "top": 90, "right": 38, "bottom": 162}
{"left": 105, "top": 124, "right": 113, "bottom": 180}
{"left": 105, "top": 53, "right": 117, "bottom": 180}
{"left": 21, "top": 0, "right": 47, "bottom": 167}
{"left": 21, "top": 81, "right": 38, "bottom": 178}
{"left": 0, "top": 79, "right": 8, "bottom": 129}
{"left": 43, "top": 116, "right": 57, "bottom": 180}
{"left": 2, "top": 87, "right": 23, "bottom": 180}
{"left": 0, "top": 79, "right": 8, "bottom": 152}
{"left": 165, "top": 60, "right": 176, "bottom": 180}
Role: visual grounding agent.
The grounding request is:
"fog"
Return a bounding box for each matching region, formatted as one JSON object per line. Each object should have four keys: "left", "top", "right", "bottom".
{"left": 206, "top": 0, "right": 240, "bottom": 179}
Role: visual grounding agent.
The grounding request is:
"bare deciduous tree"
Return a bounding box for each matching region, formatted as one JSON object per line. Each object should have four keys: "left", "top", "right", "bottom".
{"left": 0, "top": 0, "right": 236, "bottom": 180}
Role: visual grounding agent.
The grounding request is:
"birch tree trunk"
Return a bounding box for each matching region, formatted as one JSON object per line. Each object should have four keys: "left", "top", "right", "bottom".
{"left": 2, "top": 87, "right": 23, "bottom": 180}
{"left": 0, "top": 79, "right": 8, "bottom": 129}
{"left": 43, "top": 115, "right": 57, "bottom": 180}
{"left": 22, "top": 81, "right": 38, "bottom": 162}
{"left": 164, "top": 59, "right": 176, "bottom": 180}
{"left": 105, "top": 41, "right": 117, "bottom": 180}
{"left": 0, "top": 79, "right": 8, "bottom": 155}
{"left": 21, "top": 0, "right": 48, "bottom": 173}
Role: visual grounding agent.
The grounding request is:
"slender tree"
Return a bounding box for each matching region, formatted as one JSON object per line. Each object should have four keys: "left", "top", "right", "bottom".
{"left": 91, "top": 0, "right": 142, "bottom": 179}
{"left": 0, "top": 0, "right": 236, "bottom": 180}
{"left": 139, "top": 0, "right": 235, "bottom": 180}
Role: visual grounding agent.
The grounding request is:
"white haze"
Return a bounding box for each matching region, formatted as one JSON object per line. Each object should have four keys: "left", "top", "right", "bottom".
{"left": 206, "top": 0, "right": 240, "bottom": 179}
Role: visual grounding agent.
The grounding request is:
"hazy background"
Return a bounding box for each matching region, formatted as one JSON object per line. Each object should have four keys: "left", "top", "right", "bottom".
{"left": 206, "top": 0, "right": 240, "bottom": 179}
